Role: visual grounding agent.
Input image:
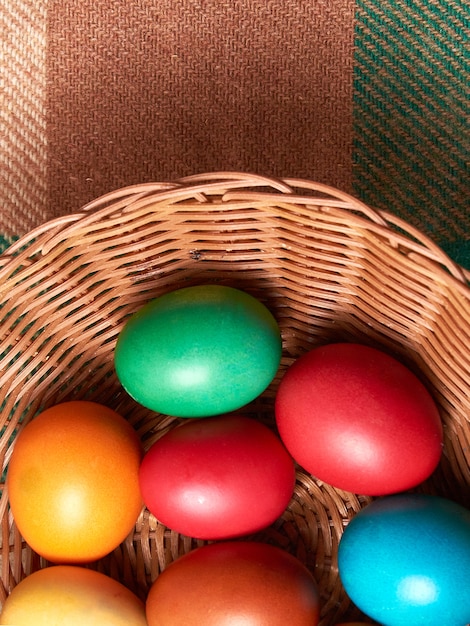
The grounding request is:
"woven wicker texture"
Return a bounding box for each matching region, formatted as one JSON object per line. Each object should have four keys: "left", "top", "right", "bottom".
{"left": 0, "top": 173, "right": 469, "bottom": 624}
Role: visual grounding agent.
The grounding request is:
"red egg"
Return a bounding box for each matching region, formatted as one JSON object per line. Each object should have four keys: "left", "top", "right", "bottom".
{"left": 139, "top": 415, "right": 296, "bottom": 539}
{"left": 146, "top": 541, "right": 320, "bottom": 626}
{"left": 275, "top": 343, "right": 443, "bottom": 495}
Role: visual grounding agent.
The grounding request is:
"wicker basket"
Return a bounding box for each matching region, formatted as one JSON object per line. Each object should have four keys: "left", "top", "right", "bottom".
{"left": 0, "top": 172, "right": 469, "bottom": 624}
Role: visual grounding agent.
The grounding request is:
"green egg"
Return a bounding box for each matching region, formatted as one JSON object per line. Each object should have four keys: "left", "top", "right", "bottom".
{"left": 114, "top": 285, "right": 282, "bottom": 417}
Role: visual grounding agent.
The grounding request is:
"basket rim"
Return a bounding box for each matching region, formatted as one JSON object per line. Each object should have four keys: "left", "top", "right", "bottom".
{"left": 1, "top": 171, "right": 468, "bottom": 291}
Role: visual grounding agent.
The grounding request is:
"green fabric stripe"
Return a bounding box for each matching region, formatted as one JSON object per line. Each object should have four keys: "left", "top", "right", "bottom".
{"left": 353, "top": 0, "right": 470, "bottom": 269}
{"left": 0, "top": 235, "right": 18, "bottom": 255}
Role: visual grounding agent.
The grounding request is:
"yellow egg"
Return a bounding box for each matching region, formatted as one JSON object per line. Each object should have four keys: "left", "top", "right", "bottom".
{"left": 0, "top": 566, "right": 147, "bottom": 626}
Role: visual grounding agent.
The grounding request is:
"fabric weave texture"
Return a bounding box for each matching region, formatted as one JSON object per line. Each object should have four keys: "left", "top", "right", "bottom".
{"left": 1, "top": 0, "right": 468, "bottom": 265}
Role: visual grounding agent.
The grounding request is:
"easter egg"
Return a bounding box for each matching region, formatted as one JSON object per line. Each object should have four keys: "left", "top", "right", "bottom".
{"left": 114, "top": 285, "right": 282, "bottom": 417}
{"left": 0, "top": 565, "right": 147, "bottom": 625}
{"left": 275, "top": 342, "right": 443, "bottom": 495}
{"left": 7, "top": 401, "right": 143, "bottom": 563}
{"left": 139, "top": 415, "right": 295, "bottom": 539}
{"left": 338, "top": 494, "right": 470, "bottom": 626}
{"left": 145, "top": 541, "right": 320, "bottom": 625}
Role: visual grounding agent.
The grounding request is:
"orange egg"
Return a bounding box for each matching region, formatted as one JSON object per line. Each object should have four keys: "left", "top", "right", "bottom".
{"left": 146, "top": 541, "right": 320, "bottom": 625}
{"left": 0, "top": 565, "right": 147, "bottom": 625}
{"left": 7, "top": 401, "right": 143, "bottom": 563}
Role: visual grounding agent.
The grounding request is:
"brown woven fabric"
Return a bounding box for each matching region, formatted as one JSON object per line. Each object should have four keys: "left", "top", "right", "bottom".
{"left": 3, "top": 0, "right": 355, "bottom": 234}
{"left": 1, "top": 0, "right": 48, "bottom": 234}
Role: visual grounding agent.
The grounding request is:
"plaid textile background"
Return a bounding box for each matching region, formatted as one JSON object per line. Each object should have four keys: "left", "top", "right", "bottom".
{"left": 354, "top": 0, "right": 469, "bottom": 268}
{"left": 1, "top": 0, "right": 469, "bottom": 266}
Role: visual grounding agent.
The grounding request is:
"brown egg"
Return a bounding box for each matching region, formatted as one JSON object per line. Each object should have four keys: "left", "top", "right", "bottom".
{"left": 146, "top": 541, "right": 320, "bottom": 626}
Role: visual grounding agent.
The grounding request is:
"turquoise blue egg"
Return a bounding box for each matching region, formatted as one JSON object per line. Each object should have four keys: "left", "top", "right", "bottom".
{"left": 114, "top": 285, "right": 282, "bottom": 417}
{"left": 338, "top": 494, "right": 470, "bottom": 626}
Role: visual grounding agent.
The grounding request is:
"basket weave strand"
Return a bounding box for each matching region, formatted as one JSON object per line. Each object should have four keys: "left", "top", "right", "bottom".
{"left": 0, "top": 173, "right": 469, "bottom": 624}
